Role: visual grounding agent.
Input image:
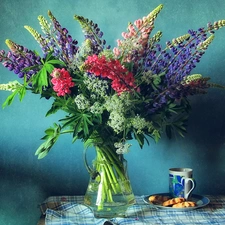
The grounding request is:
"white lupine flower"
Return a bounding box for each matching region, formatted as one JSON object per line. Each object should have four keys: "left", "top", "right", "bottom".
{"left": 0, "top": 81, "right": 22, "bottom": 92}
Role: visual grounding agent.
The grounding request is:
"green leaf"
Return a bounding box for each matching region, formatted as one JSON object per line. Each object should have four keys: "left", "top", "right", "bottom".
{"left": 44, "top": 128, "right": 55, "bottom": 135}
{"left": 152, "top": 75, "right": 161, "bottom": 85}
{"left": 46, "top": 104, "right": 61, "bottom": 117}
{"left": 84, "top": 115, "right": 94, "bottom": 126}
{"left": 133, "top": 130, "right": 145, "bottom": 148}
{"left": 46, "top": 98, "right": 68, "bottom": 116}
{"left": 168, "top": 108, "right": 178, "bottom": 114}
{"left": 35, "top": 123, "right": 61, "bottom": 159}
{"left": 152, "top": 130, "right": 161, "bottom": 143}
{"left": 2, "top": 90, "right": 18, "bottom": 108}
{"left": 35, "top": 143, "right": 47, "bottom": 155}
{"left": 45, "top": 52, "right": 54, "bottom": 61}
{"left": 31, "top": 54, "right": 64, "bottom": 94}
{"left": 18, "top": 86, "right": 26, "bottom": 101}
{"left": 37, "top": 150, "right": 49, "bottom": 159}
{"left": 47, "top": 59, "right": 66, "bottom": 66}
{"left": 60, "top": 115, "right": 77, "bottom": 128}
{"left": 44, "top": 63, "right": 55, "bottom": 74}
{"left": 83, "top": 118, "right": 89, "bottom": 136}
{"left": 22, "top": 64, "right": 41, "bottom": 72}
{"left": 32, "top": 68, "right": 48, "bottom": 93}
{"left": 168, "top": 103, "right": 177, "bottom": 108}
{"left": 73, "top": 118, "right": 82, "bottom": 137}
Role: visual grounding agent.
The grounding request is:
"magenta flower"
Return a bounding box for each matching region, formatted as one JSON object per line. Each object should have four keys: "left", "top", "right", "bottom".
{"left": 84, "top": 55, "right": 136, "bottom": 94}
{"left": 50, "top": 68, "right": 74, "bottom": 96}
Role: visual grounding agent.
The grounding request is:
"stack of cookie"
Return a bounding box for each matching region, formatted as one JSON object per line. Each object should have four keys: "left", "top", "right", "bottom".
{"left": 149, "top": 195, "right": 196, "bottom": 208}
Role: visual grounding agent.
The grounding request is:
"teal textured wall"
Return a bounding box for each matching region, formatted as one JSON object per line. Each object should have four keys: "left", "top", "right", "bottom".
{"left": 1, "top": 0, "right": 225, "bottom": 224}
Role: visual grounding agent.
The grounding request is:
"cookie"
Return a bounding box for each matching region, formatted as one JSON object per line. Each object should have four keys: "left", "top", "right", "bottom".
{"left": 172, "top": 201, "right": 196, "bottom": 208}
{"left": 149, "top": 195, "right": 171, "bottom": 204}
{"left": 162, "top": 197, "right": 185, "bottom": 207}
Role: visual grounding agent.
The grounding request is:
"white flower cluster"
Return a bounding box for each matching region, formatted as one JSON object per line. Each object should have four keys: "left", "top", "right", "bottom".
{"left": 82, "top": 73, "right": 109, "bottom": 114}
{"left": 90, "top": 102, "right": 104, "bottom": 114}
{"left": 74, "top": 94, "right": 90, "bottom": 110}
{"left": 105, "top": 93, "right": 131, "bottom": 134}
{"left": 83, "top": 73, "right": 108, "bottom": 98}
{"left": 114, "top": 142, "right": 131, "bottom": 154}
{"left": 131, "top": 115, "right": 147, "bottom": 134}
{"left": 131, "top": 115, "right": 155, "bottom": 134}
{"left": 107, "top": 110, "right": 125, "bottom": 134}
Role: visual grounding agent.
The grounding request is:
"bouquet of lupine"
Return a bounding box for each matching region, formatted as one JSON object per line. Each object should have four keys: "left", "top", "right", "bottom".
{"left": 0, "top": 4, "right": 225, "bottom": 211}
{"left": 1, "top": 4, "right": 225, "bottom": 155}
{"left": 0, "top": 5, "right": 225, "bottom": 213}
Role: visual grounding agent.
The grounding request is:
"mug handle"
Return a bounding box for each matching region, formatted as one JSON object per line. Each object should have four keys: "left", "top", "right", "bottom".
{"left": 183, "top": 178, "right": 196, "bottom": 199}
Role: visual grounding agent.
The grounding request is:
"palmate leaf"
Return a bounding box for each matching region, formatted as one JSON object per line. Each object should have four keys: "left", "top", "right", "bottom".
{"left": 46, "top": 100, "right": 62, "bottom": 116}
{"left": 2, "top": 91, "right": 18, "bottom": 108}
{"left": 35, "top": 123, "right": 61, "bottom": 159}
{"left": 2, "top": 85, "right": 26, "bottom": 108}
{"left": 59, "top": 112, "right": 94, "bottom": 138}
{"left": 31, "top": 52, "right": 66, "bottom": 94}
{"left": 32, "top": 67, "right": 48, "bottom": 93}
{"left": 60, "top": 115, "right": 78, "bottom": 128}
{"left": 46, "top": 97, "right": 75, "bottom": 117}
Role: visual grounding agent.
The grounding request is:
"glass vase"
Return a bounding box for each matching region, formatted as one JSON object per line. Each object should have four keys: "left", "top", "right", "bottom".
{"left": 83, "top": 145, "right": 136, "bottom": 218}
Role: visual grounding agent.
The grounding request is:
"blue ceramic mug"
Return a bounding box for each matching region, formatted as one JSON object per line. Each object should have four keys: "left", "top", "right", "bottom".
{"left": 169, "top": 168, "right": 196, "bottom": 199}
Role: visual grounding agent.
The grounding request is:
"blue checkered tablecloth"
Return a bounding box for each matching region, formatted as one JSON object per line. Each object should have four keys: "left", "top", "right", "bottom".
{"left": 39, "top": 195, "right": 225, "bottom": 225}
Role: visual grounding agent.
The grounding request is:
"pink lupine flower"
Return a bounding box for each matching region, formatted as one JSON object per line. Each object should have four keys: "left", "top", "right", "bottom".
{"left": 117, "top": 39, "right": 122, "bottom": 46}
{"left": 84, "top": 55, "right": 136, "bottom": 94}
{"left": 50, "top": 68, "right": 75, "bottom": 96}
{"left": 134, "top": 19, "right": 143, "bottom": 29}
{"left": 128, "top": 24, "right": 136, "bottom": 36}
{"left": 113, "top": 47, "right": 120, "bottom": 56}
{"left": 122, "top": 32, "right": 129, "bottom": 39}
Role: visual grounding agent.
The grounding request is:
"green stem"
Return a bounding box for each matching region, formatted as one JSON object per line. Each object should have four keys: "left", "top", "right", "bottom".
{"left": 94, "top": 145, "right": 132, "bottom": 208}
{"left": 97, "top": 150, "right": 118, "bottom": 193}
{"left": 100, "top": 146, "right": 126, "bottom": 181}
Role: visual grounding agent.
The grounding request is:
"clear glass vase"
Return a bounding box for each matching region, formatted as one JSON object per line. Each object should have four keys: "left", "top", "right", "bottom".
{"left": 84, "top": 145, "right": 136, "bottom": 218}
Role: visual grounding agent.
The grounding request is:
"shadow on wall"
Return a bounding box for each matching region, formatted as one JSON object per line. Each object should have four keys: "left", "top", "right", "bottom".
{"left": 0, "top": 165, "right": 45, "bottom": 225}
{"left": 187, "top": 90, "right": 225, "bottom": 159}
{"left": 0, "top": 159, "right": 89, "bottom": 225}
{"left": 182, "top": 90, "right": 225, "bottom": 194}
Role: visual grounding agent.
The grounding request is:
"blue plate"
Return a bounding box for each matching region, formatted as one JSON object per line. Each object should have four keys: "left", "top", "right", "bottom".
{"left": 143, "top": 193, "right": 210, "bottom": 211}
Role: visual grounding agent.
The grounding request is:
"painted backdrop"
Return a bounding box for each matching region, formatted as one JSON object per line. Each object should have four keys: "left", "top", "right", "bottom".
{"left": 0, "top": 0, "right": 225, "bottom": 224}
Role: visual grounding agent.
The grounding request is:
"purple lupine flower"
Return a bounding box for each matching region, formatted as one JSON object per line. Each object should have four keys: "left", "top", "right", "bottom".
{"left": 74, "top": 15, "right": 109, "bottom": 55}
{"left": 141, "top": 26, "right": 213, "bottom": 114}
{"left": 0, "top": 40, "right": 42, "bottom": 80}
{"left": 46, "top": 11, "right": 79, "bottom": 63}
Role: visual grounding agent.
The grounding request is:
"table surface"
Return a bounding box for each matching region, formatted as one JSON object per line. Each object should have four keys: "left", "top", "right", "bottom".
{"left": 38, "top": 195, "right": 225, "bottom": 225}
